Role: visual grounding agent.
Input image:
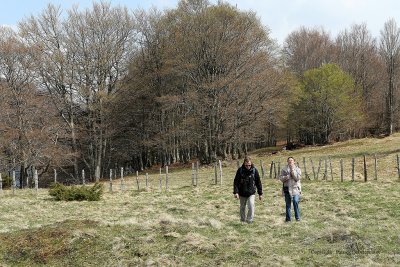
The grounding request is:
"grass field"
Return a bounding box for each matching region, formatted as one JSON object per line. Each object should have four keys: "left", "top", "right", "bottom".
{"left": 1, "top": 134, "right": 400, "bottom": 266}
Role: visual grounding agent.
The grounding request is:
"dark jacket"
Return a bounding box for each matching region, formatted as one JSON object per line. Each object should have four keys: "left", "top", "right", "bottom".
{"left": 233, "top": 164, "right": 263, "bottom": 197}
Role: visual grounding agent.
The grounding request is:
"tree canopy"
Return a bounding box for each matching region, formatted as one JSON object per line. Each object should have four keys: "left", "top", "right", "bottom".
{"left": 293, "top": 64, "right": 364, "bottom": 144}
{"left": 0, "top": 1, "right": 400, "bottom": 180}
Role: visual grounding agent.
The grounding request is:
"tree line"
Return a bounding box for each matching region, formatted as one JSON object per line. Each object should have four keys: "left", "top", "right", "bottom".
{"left": 0, "top": 0, "right": 399, "bottom": 184}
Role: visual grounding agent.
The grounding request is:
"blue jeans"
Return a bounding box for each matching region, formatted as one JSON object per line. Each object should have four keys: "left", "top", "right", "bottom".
{"left": 284, "top": 192, "right": 300, "bottom": 221}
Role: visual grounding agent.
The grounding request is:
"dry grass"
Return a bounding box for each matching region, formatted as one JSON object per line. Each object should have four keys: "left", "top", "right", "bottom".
{"left": 1, "top": 134, "right": 400, "bottom": 266}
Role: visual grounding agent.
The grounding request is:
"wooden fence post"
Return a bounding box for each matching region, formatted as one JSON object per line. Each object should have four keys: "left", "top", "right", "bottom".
{"left": 95, "top": 165, "right": 100, "bottom": 183}
{"left": 397, "top": 154, "right": 400, "bottom": 179}
{"left": 302, "top": 157, "right": 309, "bottom": 180}
{"left": 120, "top": 167, "right": 124, "bottom": 192}
{"left": 260, "top": 160, "right": 265, "bottom": 179}
{"left": 363, "top": 155, "right": 367, "bottom": 182}
{"left": 82, "top": 169, "right": 85, "bottom": 185}
{"left": 54, "top": 169, "right": 57, "bottom": 184}
{"left": 310, "top": 158, "right": 316, "bottom": 180}
{"left": 317, "top": 159, "right": 322, "bottom": 180}
{"left": 196, "top": 161, "right": 199, "bottom": 186}
{"left": 34, "top": 169, "right": 38, "bottom": 195}
{"left": 165, "top": 166, "right": 169, "bottom": 191}
{"left": 109, "top": 169, "right": 113, "bottom": 192}
{"left": 374, "top": 154, "right": 378, "bottom": 180}
{"left": 214, "top": 162, "right": 218, "bottom": 185}
{"left": 351, "top": 158, "right": 355, "bottom": 181}
{"left": 277, "top": 160, "right": 281, "bottom": 177}
{"left": 323, "top": 158, "right": 328, "bottom": 180}
{"left": 159, "top": 168, "right": 162, "bottom": 191}
{"left": 136, "top": 171, "right": 140, "bottom": 191}
{"left": 0, "top": 173, "right": 2, "bottom": 194}
{"left": 219, "top": 160, "right": 223, "bottom": 185}
{"left": 273, "top": 161, "right": 277, "bottom": 179}
{"left": 26, "top": 169, "right": 29, "bottom": 189}
{"left": 12, "top": 171, "right": 16, "bottom": 195}
{"left": 192, "top": 163, "right": 195, "bottom": 186}
{"left": 329, "top": 157, "right": 333, "bottom": 181}
{"left": 340, "top": 159, "right": 344, "bottom": 182}
{"left": 269, "top": 161, "right": 274, "bottom": 179}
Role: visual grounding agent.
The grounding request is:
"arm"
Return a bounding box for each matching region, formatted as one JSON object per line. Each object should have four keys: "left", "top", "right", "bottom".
{"left": 233, "top": 169, "right": 241, "bottom": 198}
{"left": 254, "top": 169, "right": 263, "bottom": 196}
{"left": 291, "top": 167, "right": 301, "bottom": 182}
{"left": 254, "top": 169, "right": 263, "bottom": 200}
{"left": 279, "top": 167, "right": 289, "bottom": 183}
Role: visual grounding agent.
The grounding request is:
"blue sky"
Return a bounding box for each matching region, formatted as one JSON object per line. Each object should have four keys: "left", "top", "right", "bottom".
{"left": 1, "top": 0, "right": 400, "bottom": 44}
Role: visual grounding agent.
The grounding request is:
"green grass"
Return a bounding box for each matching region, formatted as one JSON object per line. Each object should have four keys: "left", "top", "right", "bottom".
{"left": 1, "top": 134, "right": 400, "bottom": 266}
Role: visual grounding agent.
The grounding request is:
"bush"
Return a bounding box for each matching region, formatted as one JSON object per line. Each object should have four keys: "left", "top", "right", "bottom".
{"left": 0, "top": 174, "right": 13, "bottom": 189}
{"left": 49, "top": 182, "right": 104, "bottom": 201}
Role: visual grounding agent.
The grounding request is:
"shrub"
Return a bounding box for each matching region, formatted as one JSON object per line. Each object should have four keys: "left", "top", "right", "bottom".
{"left": 0, "top": 174, "right": 13, "bottom": 189}
{"left": 49, "top": 182, "right": 104, "bottom": 201}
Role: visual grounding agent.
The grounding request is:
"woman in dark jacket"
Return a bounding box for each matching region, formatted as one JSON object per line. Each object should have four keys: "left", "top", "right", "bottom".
{"left": 233, "top": 156, "right": 263, "bottom": 223}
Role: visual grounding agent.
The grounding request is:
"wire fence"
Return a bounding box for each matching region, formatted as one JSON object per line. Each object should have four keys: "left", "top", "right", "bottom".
{"left": 1, "top": 154, "right": 400, "bottom": 197}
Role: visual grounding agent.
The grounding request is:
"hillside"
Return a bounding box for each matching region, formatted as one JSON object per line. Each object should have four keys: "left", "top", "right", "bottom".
{"left": 1, "top": 135, "right": 400, "bottom": 266}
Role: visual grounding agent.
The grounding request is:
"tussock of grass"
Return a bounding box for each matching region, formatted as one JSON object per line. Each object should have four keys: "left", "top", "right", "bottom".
{"left": 198, "top": 217, "right": 223, "bottom": 229}
{"left": 178, "top": 232, "right": 216, "bottom": 253}
{"left": 163, "top": 231, "right": 181, "bottom": 239}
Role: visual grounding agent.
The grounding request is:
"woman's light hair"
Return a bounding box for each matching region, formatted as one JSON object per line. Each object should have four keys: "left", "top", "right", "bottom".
{"left": 243, "top": 155, "right": 252, "bottom": 164}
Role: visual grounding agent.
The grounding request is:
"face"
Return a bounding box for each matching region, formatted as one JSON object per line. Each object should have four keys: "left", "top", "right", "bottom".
{"left": 244, "top": 161, "right": 252, "bottom": 169}
{"left": 288, "top": 158, "right": 295, "bottom": 166}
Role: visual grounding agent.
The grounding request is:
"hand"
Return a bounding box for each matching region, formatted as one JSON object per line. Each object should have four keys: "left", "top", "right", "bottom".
{"left": 259, "top": 195, "right": 263, "bottom": 201}
{"left": 289, "top": 163, "right": 295, "bottom": 171}
{"left": 234, "top": 193, "right": 239, "bottom": 199}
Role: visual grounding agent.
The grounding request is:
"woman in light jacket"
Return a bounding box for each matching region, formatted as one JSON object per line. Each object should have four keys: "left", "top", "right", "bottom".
{"left": 279, "top": 157, "right": 301, "bottom": 222}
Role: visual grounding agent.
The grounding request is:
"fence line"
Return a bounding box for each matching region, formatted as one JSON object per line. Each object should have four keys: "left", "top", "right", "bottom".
{"left": 267, "top": 154, "right": 400, "bottom": 183}
{"left": 2, "top": 154, "right": 400, "bottom": 196}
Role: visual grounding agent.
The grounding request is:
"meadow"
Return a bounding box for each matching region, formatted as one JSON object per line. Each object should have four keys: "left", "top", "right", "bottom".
{"left": 1, "top": 134, "right": 400, "bottom": 266}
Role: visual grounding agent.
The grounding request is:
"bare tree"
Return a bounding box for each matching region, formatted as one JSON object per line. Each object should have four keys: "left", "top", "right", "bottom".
{"left": 19, "top": 2, "right": 135, "bottom": 179}
{"left": 335, "top": 23, "right": 385, "bottom": 135}
{"left": 114, "top": 0, "right": 288, "bottom": 167}
{"left": 379, "top": 18, "right": 400, "bottom": 135}
{"left": 64, "top": 2, "right": 135, "bottom": 178}
{"left": 18, "top": 4, "right": 82, "bottom": 179}
{"left": 0, "top": 26, "right": 67, "bottom": 186}
{"left": 283, "top": 26, "right": 335, "bottom": 77}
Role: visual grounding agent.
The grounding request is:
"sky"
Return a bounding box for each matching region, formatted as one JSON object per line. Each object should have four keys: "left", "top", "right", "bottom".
{"left": 1, "top": 0, "right": 400, "bottom": 44}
